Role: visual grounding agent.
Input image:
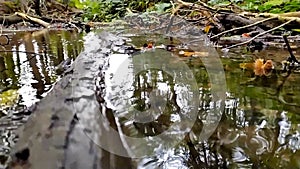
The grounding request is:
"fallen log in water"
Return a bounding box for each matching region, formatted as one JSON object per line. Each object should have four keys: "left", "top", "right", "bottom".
{"left": 9, "top": 32, "right": 133, "bottom": 169}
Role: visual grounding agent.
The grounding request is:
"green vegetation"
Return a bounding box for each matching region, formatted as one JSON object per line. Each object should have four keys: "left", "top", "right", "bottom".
{"left": 68, "top": 0, "right": 172, "bottom": 22}
{"left": 208, "top": 0, "right": 300, "bottom": 13}
{"left": 67, "top": 0, "right": 300, "bottom": 22}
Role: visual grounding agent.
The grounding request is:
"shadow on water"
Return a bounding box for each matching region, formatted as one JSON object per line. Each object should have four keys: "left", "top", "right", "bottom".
{"left": 0, "top": 29, "right": 84, "bottom": 167}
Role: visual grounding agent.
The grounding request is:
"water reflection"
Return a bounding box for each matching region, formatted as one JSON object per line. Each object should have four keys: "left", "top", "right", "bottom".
{"left": 191, "top": 55, "right": 300, "bottom": 168}
{"left": 0, "top": 30, "right": 83, "bottom": 167}
{"left": 104, "top": 49, "right": 199, "bottom": 158}
{"left": 103, "top": 39, "right": 300, "bottom": 168}
{"left": 1, "top": 30, "right": 83, "bottom": 106}
{"left": 2, "top": 31, "right": 300, "bottom": 168}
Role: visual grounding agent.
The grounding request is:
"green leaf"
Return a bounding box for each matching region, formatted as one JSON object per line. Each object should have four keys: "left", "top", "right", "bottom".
{"left": 70, "top": 0, "right": 84, "bottom": 9}
{"left": 263, "top": 0, "right": 285, "bottom": 6}
{"left": 292, "top": 29, "right": 300, "bottom": 33}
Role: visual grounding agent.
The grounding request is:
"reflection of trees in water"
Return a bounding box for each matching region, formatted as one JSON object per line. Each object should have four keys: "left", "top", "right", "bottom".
{"left": 4, "top": 46, "right": 17, "bottom": 88}
{"left": 138, "top": 66, "right": 300, "bottom": 168}
{"left": 34, "top": 30, "right": 51, "bottom": 86}
{"left": 130, "top": 69, "right": 178, "bottom": 137}
{"left": 0, "top": 30, "right": 83, "bottom": 97}
{"left": 0, "top": 56, "right": 8, "bottom": 86}
{"left": 183, "top": 90, "right": 300, "bottom": 168}
{"left": 24, "top": 33, "right": 44, "bottom": 97}
{"left": 0, "top": 30, "right": 84, "bottom": 167}
{"left": 65, "top": 30, "right": 82, "bottom": 58}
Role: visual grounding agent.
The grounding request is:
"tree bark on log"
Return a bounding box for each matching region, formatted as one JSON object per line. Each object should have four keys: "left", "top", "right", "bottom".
{"left": 9, "top": 32, "right": 134, "bottom": 169}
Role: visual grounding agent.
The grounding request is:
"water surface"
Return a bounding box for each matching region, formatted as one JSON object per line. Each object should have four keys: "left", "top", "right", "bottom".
{"left": 1, "top": 30, "right": 300, "bottom": 168}
{"left": 103, "top": 35, "right": 300, "bottom": 168}
{"left": 0, "top": 29, "right": 84, "bottom": 168}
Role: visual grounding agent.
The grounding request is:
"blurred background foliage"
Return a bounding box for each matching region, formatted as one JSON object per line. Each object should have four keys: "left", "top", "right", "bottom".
{"left": 64, "top": 0, "right": 300, "bottom": 22}
{"left": 208, "top": 0, "right": 300, "bottom": 13}
{"left": 66, "top": 0, "right": 172, "bottom": 22}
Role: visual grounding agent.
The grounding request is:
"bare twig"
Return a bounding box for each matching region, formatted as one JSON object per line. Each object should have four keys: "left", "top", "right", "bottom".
{"left": 226, "top": 19, "right": 295, "bottom": 49}
{"left": 126, "top": 8, "right": 133, "bottom": 14}
{"left": 240, "top": 12, "right": 300, "bottom": 24}
{"left": 15, "top": 12, "right": 50, "bottom": 28}
{"left": 283, "top": 34, "right": 299, "bottom": 63}
{"left": 176, "top": 0, "right": 215, "bottom": 11}
{"left": 174, "top": 0, "right": 232, "bottom": 13}
{"left": 211, "top": 16, "right": 277, "bottom": 39}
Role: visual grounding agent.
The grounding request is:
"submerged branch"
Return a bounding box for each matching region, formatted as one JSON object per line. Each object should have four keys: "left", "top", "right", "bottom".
{"left": 174, "top": 0, "right": 231, "bottom": 12}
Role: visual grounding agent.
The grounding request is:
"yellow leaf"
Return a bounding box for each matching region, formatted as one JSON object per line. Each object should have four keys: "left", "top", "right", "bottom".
{"left": 239, "top": 62, "right": 254, "bottom": 70}
{"left": 204, "top": 25, "right": 211, "bottom": 33}
{"left": 178, "top": 51, "right": 209, "bottom": 57}
{"left": 0, "top": 89, "right": 19, "bottom": 108}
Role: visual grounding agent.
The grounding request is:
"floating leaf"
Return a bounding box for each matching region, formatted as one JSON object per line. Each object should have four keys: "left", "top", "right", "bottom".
{"left": 178, "top": 51, "right": 208, "bottom": 57}
{"left": 204, "top": 25, "right": 211, "bottom": 33}
{"left": 0, "top": 89, "right": 19, "bottom": 108}
{"left": 239, "top": 62, "right": 254, "bottom": 70}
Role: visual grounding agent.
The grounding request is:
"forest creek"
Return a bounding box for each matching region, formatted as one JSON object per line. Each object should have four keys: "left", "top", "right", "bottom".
{"left": 1, "top": 0, "right": 300, "bottom": 169}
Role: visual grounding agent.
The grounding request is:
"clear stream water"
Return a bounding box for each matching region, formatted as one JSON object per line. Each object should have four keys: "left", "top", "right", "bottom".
{"left": 1, "top": 30, "right": 300, "bottom": 168}
{"left": 0, "top": 30, "right": 83, "bottom": 168}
